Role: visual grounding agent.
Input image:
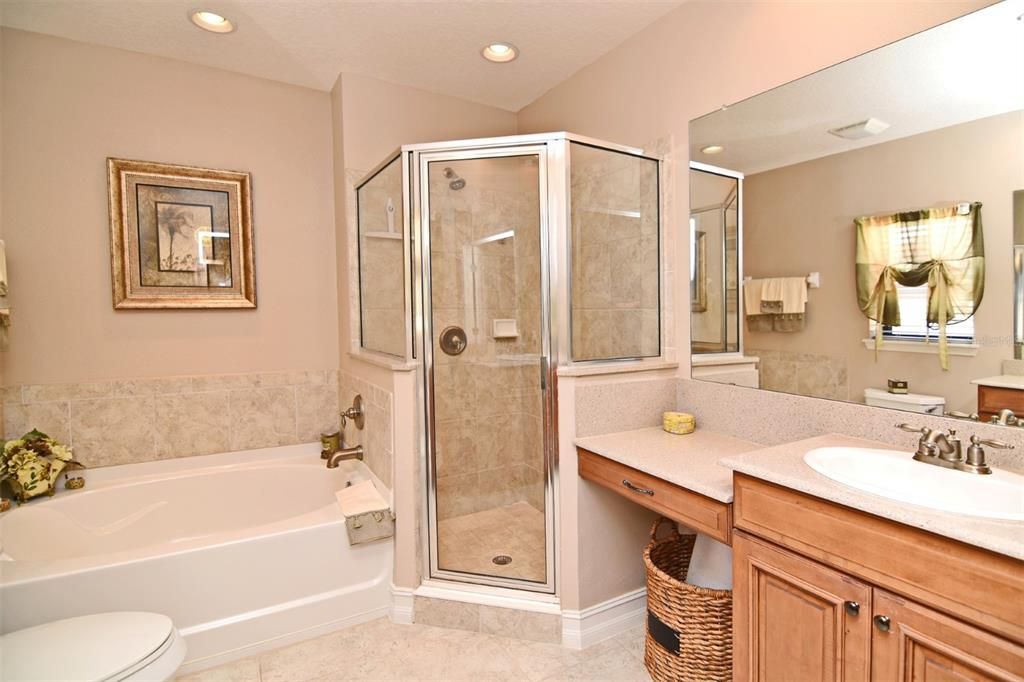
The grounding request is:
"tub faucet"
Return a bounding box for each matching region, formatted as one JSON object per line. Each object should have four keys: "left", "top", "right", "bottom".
{"left": 326, "top": 444, "right": 364, "bottom": 468}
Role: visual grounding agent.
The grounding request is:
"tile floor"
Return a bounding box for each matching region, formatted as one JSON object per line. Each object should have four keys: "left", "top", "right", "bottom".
{"left": 437, "top": 501, "right": 547, "bottom": 583}
{"left": 177, "top": 617, "right": 649, "bottom": 682}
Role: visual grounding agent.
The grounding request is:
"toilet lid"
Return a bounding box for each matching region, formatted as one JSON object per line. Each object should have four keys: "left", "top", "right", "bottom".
{"left": 1, "top": 612, "right": 174, "bottom": 681}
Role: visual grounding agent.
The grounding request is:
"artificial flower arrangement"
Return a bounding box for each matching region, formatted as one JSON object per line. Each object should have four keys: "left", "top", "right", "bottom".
{"left": 0, "top": 429, "right": 82, "bottom": 504}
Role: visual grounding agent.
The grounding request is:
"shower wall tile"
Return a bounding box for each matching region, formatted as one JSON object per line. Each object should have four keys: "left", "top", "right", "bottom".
{"left": 3, "top": 370, "right": 340, "bottom": 469}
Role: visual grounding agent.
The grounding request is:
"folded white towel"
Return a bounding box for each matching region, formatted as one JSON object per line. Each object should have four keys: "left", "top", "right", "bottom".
{"left": 335, "top": 479, "right": 388, "bottom": 517}
{"left": 778, "top": 277, "right": 808, "bottom": 314}
{"left": 743, "top": 278, "right": 767, "bottom": 316}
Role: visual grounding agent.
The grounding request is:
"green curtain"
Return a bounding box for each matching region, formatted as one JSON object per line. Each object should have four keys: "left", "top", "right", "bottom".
{"left": 855, "top": 203, "right": 984, "bottom": 370}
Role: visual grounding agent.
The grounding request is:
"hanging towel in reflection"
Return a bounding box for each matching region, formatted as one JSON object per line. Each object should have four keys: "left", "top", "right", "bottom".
{"left": 336, "top": 479, "right": 394, "bottom": 545}
{"left": 744, "top": 277, "right": 807, "bottom": 332}
{"left": 743, "top": 279, "right": 771, "bottom": 331}
{"left": 0, "top": 240, "right": 9, "bottom": 351}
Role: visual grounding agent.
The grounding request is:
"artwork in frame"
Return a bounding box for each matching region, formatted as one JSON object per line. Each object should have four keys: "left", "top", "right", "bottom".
{"left": 107, "top": 158, "right": 256, "bottom": 309}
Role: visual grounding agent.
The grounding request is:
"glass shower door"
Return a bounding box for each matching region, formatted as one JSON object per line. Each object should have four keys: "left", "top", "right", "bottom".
{"left": 422, "top": 150, "right": 552, "bottom": 590}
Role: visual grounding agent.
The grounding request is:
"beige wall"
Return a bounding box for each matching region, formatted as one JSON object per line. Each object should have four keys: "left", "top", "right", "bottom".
{"left": 745, "top": 112, "right": 1022, "bottom": 413}
{"left": 518, "top": 0, "right": 991, "bottom": 610}
{"left": 1, "top": 29, "right": 338, "bottom": 387}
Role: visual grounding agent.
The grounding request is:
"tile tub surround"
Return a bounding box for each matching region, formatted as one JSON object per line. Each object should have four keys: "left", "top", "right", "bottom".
{"left": 678, "top": 378, "right": 1024, "bottom": 472}
{"left": 178, "top": 616, "right": 647, "bottom": 682}
{"left": 574, "top": 427, "right": 760, "bottom": 503}
{"left": 721, "top": 434, "right": 1023, "bottom": 560}
{"left": 339, "top": 370, "right": 394, "bottom": 489}
{"left": 747, "top": 347, "right": 849, "bottom": 402}
{"left": 413, "top": 596, "right": 561, "bottom": 644}
{"left": 2, "top": 371, "right": 340, "bottom": 468}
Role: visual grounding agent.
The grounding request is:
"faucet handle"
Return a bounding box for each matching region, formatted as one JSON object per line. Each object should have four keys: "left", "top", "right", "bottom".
{"left": 970, "top": 435, "right": 1014, "bottom": 450}
{"left": 896, "top": 423, "right": 929, "bottom": 434}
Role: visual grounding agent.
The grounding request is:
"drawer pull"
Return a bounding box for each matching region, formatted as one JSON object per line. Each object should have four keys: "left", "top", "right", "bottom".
{"left": 873, "top": 615, "right": 891, "bottom": 632}
{"left": 844, "top": 601, "right": 860, "bottom": 617}
{"left": 622, "top": 479, "right": 655, "bottom": 496}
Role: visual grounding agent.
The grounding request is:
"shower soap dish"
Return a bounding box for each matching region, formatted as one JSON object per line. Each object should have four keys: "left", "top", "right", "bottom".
{"left": 663, "top": 412, "right": 695, "bottom": 435}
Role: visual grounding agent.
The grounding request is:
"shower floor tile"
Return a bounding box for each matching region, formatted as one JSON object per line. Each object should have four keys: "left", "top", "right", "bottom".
{"left": 437, "top": 501, "right": 547, "bottom": 583}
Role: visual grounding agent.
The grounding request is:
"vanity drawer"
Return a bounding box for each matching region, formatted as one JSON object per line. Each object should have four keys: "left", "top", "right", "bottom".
{"left": 733, "top": 473, "right": 1024, "bottom": 643}
{"left": 977, "top": 385, "right": 1024, "bottom": 420}
{"left": 577, "top": 448, "right": 732, "bottom": 544}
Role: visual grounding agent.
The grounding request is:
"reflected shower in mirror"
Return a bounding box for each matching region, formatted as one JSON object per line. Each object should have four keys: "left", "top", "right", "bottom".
{"left": 688, "top": 0, "right": 1024, "bottom": 425}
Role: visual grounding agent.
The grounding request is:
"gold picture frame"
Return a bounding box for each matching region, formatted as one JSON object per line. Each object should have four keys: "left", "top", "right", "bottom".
{"left": 107, "top": 158, "right": 256, "bottom": 309}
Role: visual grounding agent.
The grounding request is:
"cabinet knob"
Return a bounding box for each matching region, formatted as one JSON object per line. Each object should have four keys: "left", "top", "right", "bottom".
{"left": 873, "top": 615, "right": 891, "bottom": 632}
{"left": 844, "top": 601, "right": 860, "bottom": 617}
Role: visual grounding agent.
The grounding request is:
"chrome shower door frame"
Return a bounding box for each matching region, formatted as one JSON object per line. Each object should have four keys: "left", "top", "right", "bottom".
{"left": 412, "top": 140, "right": 559, "bottom": 594}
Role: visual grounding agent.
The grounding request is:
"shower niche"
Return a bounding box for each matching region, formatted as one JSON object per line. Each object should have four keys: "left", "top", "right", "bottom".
{"left": 355, "top": 134, "right": 662, "bottom": 594}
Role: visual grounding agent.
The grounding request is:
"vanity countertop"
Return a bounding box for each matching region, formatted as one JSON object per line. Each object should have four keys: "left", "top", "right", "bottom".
{"left": 971, "top": 374, "right": 1024, "bottom": 389}
{"left": 574, "top": 427, "right": 762, "bottom": 503}
{"left": 721, "top": 433, "right": 1024, "bottom": 561}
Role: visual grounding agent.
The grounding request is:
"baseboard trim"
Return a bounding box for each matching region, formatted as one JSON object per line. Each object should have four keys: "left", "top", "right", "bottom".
{"left": 391, "top": 584, "right": 416, "bottom": 625}
{"left": 561, "top": 588, "right": 646, "bottom": 650}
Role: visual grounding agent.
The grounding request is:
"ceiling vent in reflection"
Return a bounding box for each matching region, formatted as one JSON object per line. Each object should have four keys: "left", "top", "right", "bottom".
{"left": 827, "top": 117, "right": 891, "bottom": 140}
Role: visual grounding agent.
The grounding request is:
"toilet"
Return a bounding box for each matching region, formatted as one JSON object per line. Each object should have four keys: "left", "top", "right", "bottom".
{"left": 863, "top": 387, "right": 946, "bottom": 415}
{"left": 0, "top": 612, "right": 186, "bottom": 682}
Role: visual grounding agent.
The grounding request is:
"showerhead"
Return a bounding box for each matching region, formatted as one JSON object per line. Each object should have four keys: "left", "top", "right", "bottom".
{"left": 443, "top": 167, "right": 466, "bottom": 191}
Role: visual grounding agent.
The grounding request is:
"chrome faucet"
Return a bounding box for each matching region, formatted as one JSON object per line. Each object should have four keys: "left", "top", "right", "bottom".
{"left": 895, "top": 423, "right": 1011, "bottom": 475}
{"left": 326, "top": 444, "right": 364, "bottom": 468}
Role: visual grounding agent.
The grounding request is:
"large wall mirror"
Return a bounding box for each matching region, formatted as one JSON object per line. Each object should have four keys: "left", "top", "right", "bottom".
{"left": 689, "top": 0, "right": 1024, "bottom": 426}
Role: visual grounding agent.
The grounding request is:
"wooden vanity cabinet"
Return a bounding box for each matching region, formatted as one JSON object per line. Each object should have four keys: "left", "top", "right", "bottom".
{"left": 732, "top": 475, "right": 1024, "bottom": 682}
{"left": 733, "top": 532, "right": 872, "bottom": 682}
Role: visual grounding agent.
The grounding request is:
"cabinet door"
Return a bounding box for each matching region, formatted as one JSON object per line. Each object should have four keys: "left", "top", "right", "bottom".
{"left": 733, "top": 531, "right": 872, "bottom": 682}
{"left": 872, "top": 589, "right": 1024, "bottom": 681}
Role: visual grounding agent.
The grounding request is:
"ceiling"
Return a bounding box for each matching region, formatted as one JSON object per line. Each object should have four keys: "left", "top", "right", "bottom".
{"left": 689, "top": 0, "right": 1024, "bottom": 175}
{"left": 0, "top": 0, "right": 681, "bottom": 112}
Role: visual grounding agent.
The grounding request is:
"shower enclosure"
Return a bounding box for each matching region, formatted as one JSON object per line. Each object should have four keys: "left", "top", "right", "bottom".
{"left": 356, "top": 134, "right": 661, "bottom": 594}
{"left": 689, "top": 163, "right": 742, "bottom": 355}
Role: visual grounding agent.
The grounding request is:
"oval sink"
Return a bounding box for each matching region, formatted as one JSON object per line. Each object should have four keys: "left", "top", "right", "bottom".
{"left": 804, "top": 447, "right": 1024, "bottom": 521}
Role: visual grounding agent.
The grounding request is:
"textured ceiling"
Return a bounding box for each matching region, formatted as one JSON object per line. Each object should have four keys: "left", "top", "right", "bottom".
{"left": 690, "top": 0, "right": 1024, "bottom": 175}
{"left": 0, "top": 0, "right": 682, "bottom": 111}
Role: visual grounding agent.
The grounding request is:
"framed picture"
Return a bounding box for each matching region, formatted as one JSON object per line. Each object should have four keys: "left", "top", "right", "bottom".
{"left": 107, "top": 158, "right": 255, "bottom": 309}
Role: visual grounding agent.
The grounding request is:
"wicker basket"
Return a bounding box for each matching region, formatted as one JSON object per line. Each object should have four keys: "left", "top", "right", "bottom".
{"left": 643, "top": 517, "right": 733, "bottom": 681}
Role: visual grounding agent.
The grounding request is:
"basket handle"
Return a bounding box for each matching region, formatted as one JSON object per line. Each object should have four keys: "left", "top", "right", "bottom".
{"left": 650, "top": 516, "right": 681, "bottom": 542}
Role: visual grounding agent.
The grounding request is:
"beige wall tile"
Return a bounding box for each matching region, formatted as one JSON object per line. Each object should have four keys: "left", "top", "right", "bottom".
{"left": 154, "top": 392, "right": 232, "bottom": 459}
{"left": 413, "top": 596, "right": 480, "bottom": 632}
{"left": 296, "top": 382, "right": 341, "bottom": 442}
{"left": 478, "top": 605, "right": 560, "bottom": 643}
{"left": 70, "top": 397, "right": 155, "bottom": 467}
{"left": 4, "top": 401, "right": 71, "bottom": 442}
{"left": 229, "top": 386, "right": 298, "bottom": 450}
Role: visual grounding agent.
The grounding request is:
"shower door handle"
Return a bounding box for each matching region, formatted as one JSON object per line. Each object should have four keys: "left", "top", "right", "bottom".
{"left": 540, "top": 356, "right": 548, "bottom": 391}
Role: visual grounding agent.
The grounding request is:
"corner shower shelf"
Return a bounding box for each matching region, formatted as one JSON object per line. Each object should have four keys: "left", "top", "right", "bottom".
{"left": 363, "top": 231, "right": 403, "bottom": 240}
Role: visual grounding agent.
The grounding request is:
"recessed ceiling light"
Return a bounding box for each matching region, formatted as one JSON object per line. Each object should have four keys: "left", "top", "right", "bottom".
{"left": 190, "top": 9, "right": 235, "bottom": 33}
{"left": 481, "top": 43, "right": 518, "bottom": 63}
{"left": 700, "top": 145, "right": 725, "bottom": 155}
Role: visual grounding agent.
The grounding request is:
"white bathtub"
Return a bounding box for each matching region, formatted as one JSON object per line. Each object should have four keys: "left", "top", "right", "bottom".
{"left": 0, "top": 443, "right": 393, "bottom": 672}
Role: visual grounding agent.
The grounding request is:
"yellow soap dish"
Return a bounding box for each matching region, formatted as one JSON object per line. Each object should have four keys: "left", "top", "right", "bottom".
{"left": 663, "top": 411, "right": 695, "bottom": 435}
